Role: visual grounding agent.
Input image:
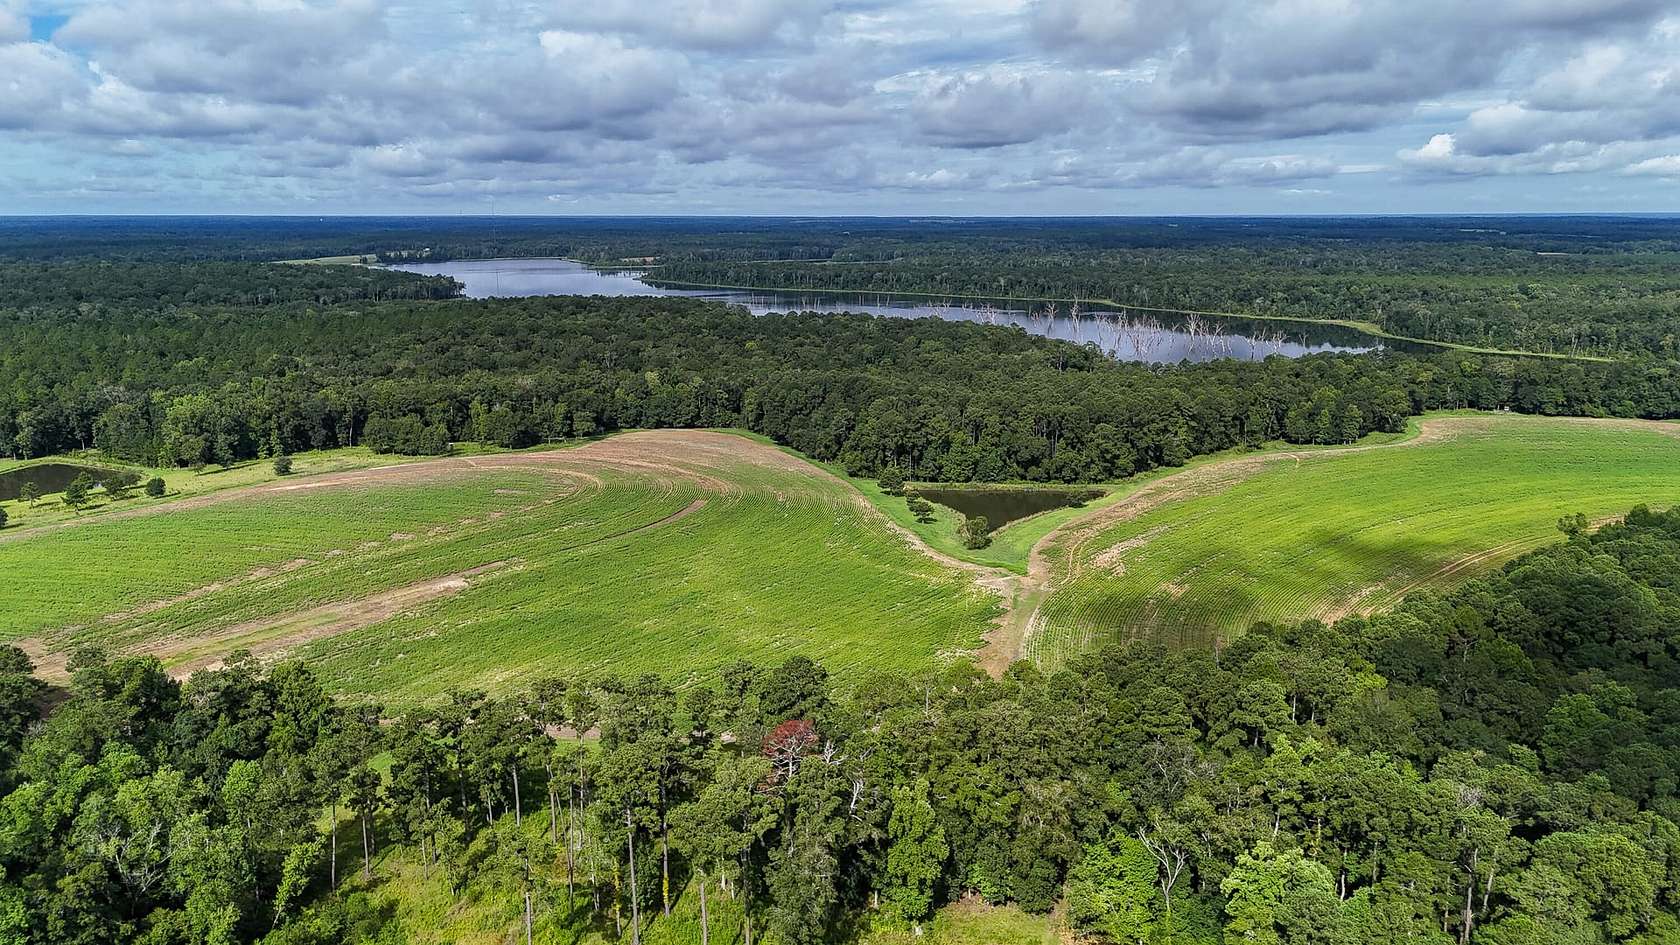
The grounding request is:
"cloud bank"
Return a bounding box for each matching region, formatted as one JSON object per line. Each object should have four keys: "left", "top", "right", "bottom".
{"left": 2, "top": 0, "right": 1678, "bottom": 211}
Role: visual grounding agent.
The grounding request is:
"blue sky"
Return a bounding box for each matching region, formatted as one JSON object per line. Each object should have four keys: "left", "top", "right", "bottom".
{"left": 2, "top": 0, "right": 1680, "bottom": 214}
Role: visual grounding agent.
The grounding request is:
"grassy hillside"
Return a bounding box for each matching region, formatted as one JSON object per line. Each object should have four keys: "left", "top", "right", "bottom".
{"left": 841, "top": 425, "right": 1424, "bottom": 576}
{"left": 0, "top": 447, "right": 409, "bottom": 530}
{"left": 0, "top": 431, "right": 995, "bottom": 705}
{"left": 1027, "top": 414, "right": 1680, "bottom": 667}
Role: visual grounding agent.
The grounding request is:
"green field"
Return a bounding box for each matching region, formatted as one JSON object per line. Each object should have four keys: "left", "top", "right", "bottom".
{"left": 1026, "top": 414, "right": 1680, "bottom": 668}
{"left": 838, "top": 424, "right": 1424, "bottom": 576}
{"left": 10, "top": 414, "right": 1679, "bottom": 700}
{"left": 0, "top": 431, "right": 994, "bottom": 705}
{"left": 0, "top": 446, "right": 420, "bottom": 530}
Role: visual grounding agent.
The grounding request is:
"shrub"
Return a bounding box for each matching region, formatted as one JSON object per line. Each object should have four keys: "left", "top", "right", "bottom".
{"left": 102, "top": 470, "right": 141, "bottom": 498}
{"left": 144, "top": 477, "right": 166, "bottom": 498}
{"left": 63, "top": 473, "right": 94, "bottom": 511}
{"left": 273, "top": 454, "right": 294, "bottom": 476}
{"left": 959, "top": 515, "right": 992, "bottom": 549}
{"left": 879, "top": 467, "right": 905, "bottom": 496}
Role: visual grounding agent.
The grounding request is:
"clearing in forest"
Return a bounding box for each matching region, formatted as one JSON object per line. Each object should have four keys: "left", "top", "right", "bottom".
{"left": 1, "top": 431, "right": 995, "bottom": 705}
{"left": 1024, "top": 414, "right": 1680, "bottom": 669}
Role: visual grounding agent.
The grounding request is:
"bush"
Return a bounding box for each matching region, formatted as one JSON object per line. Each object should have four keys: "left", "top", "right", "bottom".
{"left": 102, "top": 469, "right": 141, "bottom": 498}
{"left": 144, "top": 477, "right": 166, "bottom": 498}
{"left": 273, "top": 454, "right": 294, "bottom": 476}
{"left": 0, "top": 507, "right": 7, "bottom": 529}
{"left": 879, "top": 467, "right": 905, "bottom": 496}
{"left": 906, "top": 495, "right": 936, "bottom": 524}
{"left": 62, "top": 473, "right": 93, "bottom": 511}
{"left": 959, "top": 515, "right": 992, "bottom": 549}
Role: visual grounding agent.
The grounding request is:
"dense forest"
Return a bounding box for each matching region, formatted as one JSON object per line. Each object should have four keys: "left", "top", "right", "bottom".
{"left": 3, "top": 287, "right": 1678, "bottom": 481}
{"left": 646, "top": 251, "right": 1680, "bottom": 360}
{"left": 0, "top": 262, "right": 459, "bottom": 309}
{"left": 4, "top": 216, "right": 1679, "bottom": 358}
{"left": 2, "top": 506, "right": 1678, "bottom": 944}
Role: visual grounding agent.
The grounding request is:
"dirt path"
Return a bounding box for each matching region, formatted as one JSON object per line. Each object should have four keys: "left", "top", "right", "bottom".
{"left": 981, "top": 414, "right": 1680, "bottom": 672}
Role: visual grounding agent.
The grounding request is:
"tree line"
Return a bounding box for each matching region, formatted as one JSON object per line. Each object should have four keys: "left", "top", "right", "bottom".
{"left": 2, "top": 505, "right": 1678, "bottom": 943}
{"left": 6, "top": 217, "right": 1680, "bottom": 357}
{"left": 5, "top": 293, "right": 1679, "bottom": 482}
{"left": 647, "top": 252, "right": 1680, "bottom": 360}
{"left": 0, "top": 262, "right": 459, "bottom": 309}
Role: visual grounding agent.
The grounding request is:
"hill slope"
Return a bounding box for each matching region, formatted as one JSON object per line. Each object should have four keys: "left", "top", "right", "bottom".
{"left": 1026, "top": 414, "right": 1680, "bottom": 667}
{"left": 2, "top": 431, "right": 996, "bottom": 704}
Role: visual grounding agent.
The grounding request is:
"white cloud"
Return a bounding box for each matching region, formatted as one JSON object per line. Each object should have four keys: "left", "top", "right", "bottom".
{"left": 2, "top": 0, "right": 1680, "bottom": 209}
{"left": 1396, "top": 15, "right": 1680, "bottom": 179}
{"left": 0, "top": 42, "right": 83, "bottom": 128}
{"left": 57, "top": 0, "right": 386, "bottom": 106}
{"left": 911, "top": 68, "right": 1093, "bottom": 148}
{"left": 551, "top": 0, "right": 835, "bottom": 50}
{"left": 359, "top": 143, "right": 445, "bottom": 179}
{"left": 0, "top": 6, "right": 26, "bottom": 43}
{"left": 1625, "top": 155, "right": 1680, "bottom": 177}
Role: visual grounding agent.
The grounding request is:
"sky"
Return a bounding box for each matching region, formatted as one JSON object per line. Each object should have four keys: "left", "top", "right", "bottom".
{"left": 2, "top": 0, "right": 1680, "bottom": 214}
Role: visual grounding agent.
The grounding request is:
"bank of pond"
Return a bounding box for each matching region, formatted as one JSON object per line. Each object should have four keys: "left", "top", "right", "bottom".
{"left": 915, "top": 484, "right": 1105, "bottom": 532}
{"left": 0, "top": 462, "right": 118, "bottom": 502}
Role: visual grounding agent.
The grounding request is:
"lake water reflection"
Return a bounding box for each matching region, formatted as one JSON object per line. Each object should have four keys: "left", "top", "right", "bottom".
{"left": 389, "top": 258, "right": 1380, "bottom": 364}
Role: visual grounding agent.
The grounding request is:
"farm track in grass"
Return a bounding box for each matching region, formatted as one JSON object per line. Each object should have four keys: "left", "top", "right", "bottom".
{"left": 2, "top": 431, "right": 996, "bottom": 704}
{"left": 1017, "top": 414, "right": 1680, "bottom": 670}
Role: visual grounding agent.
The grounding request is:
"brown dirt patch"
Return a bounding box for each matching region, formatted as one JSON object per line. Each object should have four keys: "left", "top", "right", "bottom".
{"left": 1090, "top": 524, "right": 1172, "bottom": 575}
{"left": 102, "top": 557, "right": 316, "bottom": 623}
{"left": 23, "top": 493, "right": 713, "bottom": 682}
{"left": 19, "top": 562, "right": 516, "bottom": 685}
{"left": 150, "top": 559, "right": 517, "bottom": 679}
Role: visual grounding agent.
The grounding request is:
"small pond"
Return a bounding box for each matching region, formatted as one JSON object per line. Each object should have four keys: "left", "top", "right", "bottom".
{"left": 915, "top": 486, "right": 1104, "bottom": 532}
{"left": 0, "top": 462, "right": 113, "bottom": 502}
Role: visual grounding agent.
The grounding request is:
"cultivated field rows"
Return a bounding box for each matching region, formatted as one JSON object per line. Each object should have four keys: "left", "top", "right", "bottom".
{"left": 1024, "top": 415, "right": 1680, "bottom": 668}
{"left": 2, "top": 431, "right": 995, "bottom": 704}
{"left": 6, "top": 415, "right": 1675, "bottom": 699}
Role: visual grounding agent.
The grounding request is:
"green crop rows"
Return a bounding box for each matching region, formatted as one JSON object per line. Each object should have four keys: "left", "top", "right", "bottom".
{"left": 0, "top": 433, "right": 994, "bottom": 706}
{"left": 1027, "top": 416, "right": 1680, "bottom": 669}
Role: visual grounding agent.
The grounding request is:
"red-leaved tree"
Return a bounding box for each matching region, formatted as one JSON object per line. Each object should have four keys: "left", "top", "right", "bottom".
{"left": 764, "top": 719, "right": 818, "bottom": 781}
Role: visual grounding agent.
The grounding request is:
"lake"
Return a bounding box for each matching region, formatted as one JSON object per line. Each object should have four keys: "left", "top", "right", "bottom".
{"left": 388, "top": 258, "right": 1379, "bottom": 364}
{"left": 0, "top": 462, "right": 111, "bottom": 502}
{"left": 915, "top": 486, "right": 1105, "bottom": 533}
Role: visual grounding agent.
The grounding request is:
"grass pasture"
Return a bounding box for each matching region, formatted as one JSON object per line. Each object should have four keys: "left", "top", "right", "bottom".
{"left": 0, "top": 447, "right": 411, "bottom": 531}
{"left": 1027, "top": 414, "right": 1680, "bottom": 668}
{"left": 0, "top": 431, "right": 994, "bottom": 705}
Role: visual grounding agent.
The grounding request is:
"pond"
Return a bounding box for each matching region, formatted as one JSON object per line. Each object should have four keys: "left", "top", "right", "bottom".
{"left": 914, "top": 486, "right": 1105, "bottom": 533}
{"left": 387, "top": 258, "right": 1381, "bottom": 364}
{"left": 0, "top": 462, "right": 112, "bottom": 502}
